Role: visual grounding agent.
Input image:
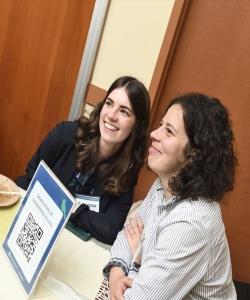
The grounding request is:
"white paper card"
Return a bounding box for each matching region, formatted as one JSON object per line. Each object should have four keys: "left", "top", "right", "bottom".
{"left": 2, "top": 161, "right": 75, "bottom": 296}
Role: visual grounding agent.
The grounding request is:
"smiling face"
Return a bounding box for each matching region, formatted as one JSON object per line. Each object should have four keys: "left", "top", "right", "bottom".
{"left": 99, "top": 87, "right": 136, "bottom": 158}
{"left": 148, "top": 104, "right": 189, "bottom": 182}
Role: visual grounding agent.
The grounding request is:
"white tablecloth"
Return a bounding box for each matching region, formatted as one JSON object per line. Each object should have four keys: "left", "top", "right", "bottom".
{"left": 0, "top": 229, "right": 111, "bottom": 300}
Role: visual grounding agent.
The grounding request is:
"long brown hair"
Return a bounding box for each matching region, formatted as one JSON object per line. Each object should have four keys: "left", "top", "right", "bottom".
{"left": 75, "top": 76, "right": 150, "bottom": 195}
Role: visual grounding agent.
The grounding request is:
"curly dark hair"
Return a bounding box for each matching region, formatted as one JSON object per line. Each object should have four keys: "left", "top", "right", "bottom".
{"left": 75, "top": 76, "right": 150, "bottom": 195}
{"left": 167, "top": 93, "right": 237, "bottom": 202}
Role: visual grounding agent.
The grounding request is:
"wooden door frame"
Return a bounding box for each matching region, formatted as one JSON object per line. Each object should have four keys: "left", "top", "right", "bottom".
{"left": 68, "top": 0, "right": 110, "bottom": 121}
{"left": 148, "top": 0, "right": 190, "bottom": 124}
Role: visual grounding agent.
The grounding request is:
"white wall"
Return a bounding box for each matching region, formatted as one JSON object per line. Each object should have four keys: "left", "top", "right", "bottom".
{"left": 91, "top": 0, "right": 175, "bottom": 89}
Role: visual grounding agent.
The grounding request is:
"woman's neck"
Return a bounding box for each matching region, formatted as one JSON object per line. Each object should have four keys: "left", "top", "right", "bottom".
{"left": 98, "top": 140, "right": 120, "bottom": 161}
{"left": 159, "top": 176, "right": 173, "bottom": 199}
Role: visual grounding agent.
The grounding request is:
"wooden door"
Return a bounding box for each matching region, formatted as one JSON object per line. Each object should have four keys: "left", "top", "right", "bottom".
{"left": 148, "top": 0, "right": 250, "bottom": 283}
{"left": 0, "top": 0, "right": 95, "bottom": 179}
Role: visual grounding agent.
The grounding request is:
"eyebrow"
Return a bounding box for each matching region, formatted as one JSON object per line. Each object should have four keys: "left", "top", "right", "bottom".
{"left": 106, "top": 97, "right": 133, "bottom": 113}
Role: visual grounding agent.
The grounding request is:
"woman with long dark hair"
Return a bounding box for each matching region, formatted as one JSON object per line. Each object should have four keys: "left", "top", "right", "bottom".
{"left": 16, "top": 76, "right": 150, "bottom": 245}
{"left": 100, "top": 93, "right": 237, "bottom": 299}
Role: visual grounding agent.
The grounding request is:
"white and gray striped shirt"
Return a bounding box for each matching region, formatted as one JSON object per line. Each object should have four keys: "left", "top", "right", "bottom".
{"left": 105, "top": 178, "right": 237, "bottom": 299}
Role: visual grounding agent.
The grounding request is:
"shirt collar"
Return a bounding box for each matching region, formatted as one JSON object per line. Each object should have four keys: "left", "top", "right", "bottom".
{"left": 155, "top": 178, "right": 177, "bottom": 207}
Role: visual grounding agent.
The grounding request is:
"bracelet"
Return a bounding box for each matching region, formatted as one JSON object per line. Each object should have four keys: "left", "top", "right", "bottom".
{"left": 103, "top": 258, "right": 129, "bottom": 279}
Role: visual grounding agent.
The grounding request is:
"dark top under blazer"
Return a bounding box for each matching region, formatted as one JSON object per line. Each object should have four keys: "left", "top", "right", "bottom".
{"left": 15, "top": 121, "right": 133, "bottom": 245}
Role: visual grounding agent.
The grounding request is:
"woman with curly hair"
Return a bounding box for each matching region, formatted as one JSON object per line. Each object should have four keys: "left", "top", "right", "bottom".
{"left": 100, "top": 93, "right": 237, "bottom": 299}
{"left": 16, "top": 76, "right": 150, "bottom": 245}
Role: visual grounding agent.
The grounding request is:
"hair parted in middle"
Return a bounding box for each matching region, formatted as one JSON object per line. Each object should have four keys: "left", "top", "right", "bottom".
{"left": 75, "top": 76, "right": 150, "bottom": 195}
{"left": 166, "top": 92, "right": 237, "bottom": 202}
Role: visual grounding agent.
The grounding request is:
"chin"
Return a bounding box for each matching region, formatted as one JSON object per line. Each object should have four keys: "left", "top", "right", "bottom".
{"left": 101, "top": 128, "right": 115, "bottom": 140}
{"left": 147, "top": 160, "right": 157, "bottom": 174}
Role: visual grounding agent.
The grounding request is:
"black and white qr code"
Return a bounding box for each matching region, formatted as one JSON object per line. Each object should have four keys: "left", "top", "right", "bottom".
{"left": 16, "top": 213, "right": 44, "bottom": 263}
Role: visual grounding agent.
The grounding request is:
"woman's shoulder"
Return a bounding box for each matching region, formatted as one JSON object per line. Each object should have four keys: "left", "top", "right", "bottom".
{"left": 171, "top": 198, "right": 220, "bottom": 219}
{"left": 167, "top": 199, "right": 223, "bottom": 238}
{"left": 56, "top": 120, "right": 77, "bottom": 134}
{"left": 52, "top": 121, "right": 77, "bottom": 141}
{"left": 41, "top": 121, "right": 77, "bottom": 151}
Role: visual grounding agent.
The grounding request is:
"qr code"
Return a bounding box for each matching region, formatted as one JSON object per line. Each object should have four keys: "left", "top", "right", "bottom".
{"left": 16, "top": 213, "right": 43, "bottom": 262}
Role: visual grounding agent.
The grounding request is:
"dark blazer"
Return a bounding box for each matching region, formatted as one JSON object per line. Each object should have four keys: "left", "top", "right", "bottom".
{"left": 16, "top": 121, "right": 133, "bottom": 245}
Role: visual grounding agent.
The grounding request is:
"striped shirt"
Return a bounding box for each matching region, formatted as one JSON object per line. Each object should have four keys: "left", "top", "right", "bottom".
{"left": 104, "top": 178, "right": 237, "bottom": 299}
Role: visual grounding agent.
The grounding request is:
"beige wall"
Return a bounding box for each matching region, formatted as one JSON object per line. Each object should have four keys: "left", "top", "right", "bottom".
{"left": 91, "top": 0, "right": 175, "bottom": 89}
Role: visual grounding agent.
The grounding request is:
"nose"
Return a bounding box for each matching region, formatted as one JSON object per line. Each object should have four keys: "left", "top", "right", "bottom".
{"left": 150, "top": 126, "right": 161, "bottom": 141}
{"left": 107, "top": 107, "right": 118, "bottom": 121}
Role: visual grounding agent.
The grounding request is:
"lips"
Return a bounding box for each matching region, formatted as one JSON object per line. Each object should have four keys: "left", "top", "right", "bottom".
{"left": 104, "top": 121, "right": 118, "bottom": 131}
{"left": 149, "top": 143, "right": 161, "bottom": 155}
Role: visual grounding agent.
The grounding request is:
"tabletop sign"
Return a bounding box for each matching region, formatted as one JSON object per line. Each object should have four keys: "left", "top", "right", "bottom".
{"left": 2, "top": 161, "right": 75, "bottom": 297}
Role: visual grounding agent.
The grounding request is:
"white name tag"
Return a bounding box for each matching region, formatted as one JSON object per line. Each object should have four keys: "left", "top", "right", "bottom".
{"left": 75, "top": 194, "right": 100, "bottom": 213}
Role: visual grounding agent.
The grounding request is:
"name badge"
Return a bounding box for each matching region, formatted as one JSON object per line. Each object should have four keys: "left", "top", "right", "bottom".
{"left": 75, "top": 194, "right": 100, "bottom": 213}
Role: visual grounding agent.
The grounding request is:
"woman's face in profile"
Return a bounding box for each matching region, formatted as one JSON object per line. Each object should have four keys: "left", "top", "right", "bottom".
{"left": 148, "top": 104, "right": 189, "bottom": 179}
{"left": 99, "top": 87, "right": 136, "bottom": 152}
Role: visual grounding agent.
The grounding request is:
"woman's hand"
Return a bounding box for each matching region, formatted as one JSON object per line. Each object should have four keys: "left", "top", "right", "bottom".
{"left": 124, "top": 216, "right": 144, "bottom": 256}
{"left": 109, "top": 267, "right": 133, "bottom": 300}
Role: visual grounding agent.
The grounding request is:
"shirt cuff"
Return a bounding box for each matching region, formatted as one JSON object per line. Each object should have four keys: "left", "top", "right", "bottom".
{"left": 129, "top": 261, "right": 141, "bottom": 273}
